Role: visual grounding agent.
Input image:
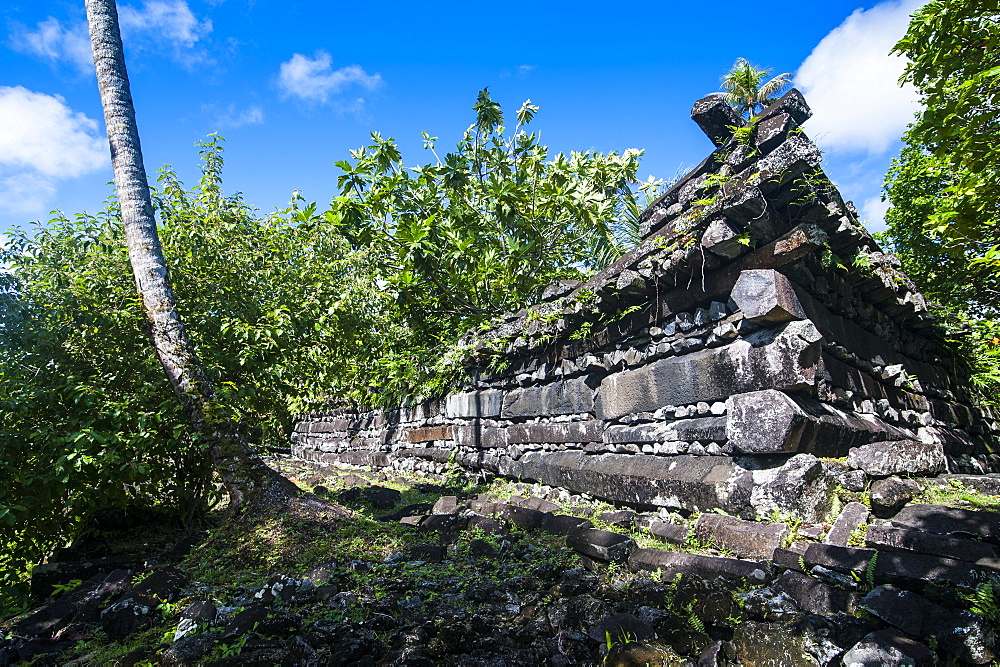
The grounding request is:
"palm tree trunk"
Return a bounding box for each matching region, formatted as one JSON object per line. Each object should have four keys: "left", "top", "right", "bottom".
{"left": 85, "top": 0, "right": 297, "bottom": 509}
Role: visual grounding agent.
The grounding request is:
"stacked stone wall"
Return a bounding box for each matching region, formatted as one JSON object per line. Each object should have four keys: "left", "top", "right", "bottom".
{"left": 291, "top": 90, "right": 998, "bottom": 520}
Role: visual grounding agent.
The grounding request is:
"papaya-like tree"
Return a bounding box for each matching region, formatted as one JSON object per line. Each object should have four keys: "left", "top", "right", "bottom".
{"left": 84, "top": 0, "right": 297, "bottom": 508}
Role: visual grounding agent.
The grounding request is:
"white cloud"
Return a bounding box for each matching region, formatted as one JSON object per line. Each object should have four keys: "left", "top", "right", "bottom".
{"left": 9, "top": 17, "right": 94, "bottom": 75}
{"left": 119, "top": 0, "right": 213, "bottom": 48}
{"left": 861, "top": 194, "right": 891, "bottom": 227}
{"left": 0, "top": 173, "right": 58, "bottom": 216}
{"left": 204, "top": 103, "right": 265, "bottom": 129}
{"left": 796, "top": 0, "right": 925, "bottom": 155}
{"left": 9, "top": 1, "right": 212, "bottom": 72}
{"left": 0, "top": 86, "right": 108, "bottom": 216}
{"left": 278, "top": 51, "right": 382, "bottom": 103}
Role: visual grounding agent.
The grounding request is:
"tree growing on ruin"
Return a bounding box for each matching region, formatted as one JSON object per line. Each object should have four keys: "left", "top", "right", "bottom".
{"left": 721, "top": 57, "right": 792, "bottom": 118}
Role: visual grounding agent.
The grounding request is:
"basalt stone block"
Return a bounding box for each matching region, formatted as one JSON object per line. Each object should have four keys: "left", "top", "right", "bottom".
{"left": 516, "top": 496, "right": 561, "bottom": 513}
{"left": 847, "top": 441, "right": 946, "bottom": 477}
{"left": 754, "top": 112, "right": 796, "bottom": 155}
{"left": 841, "top": 631, "right": 934, "bottom": 667}
{"left": 507, "top": 420, "right": 602, "bottom": 444}
{"left": 824, "top": 502, "right": 869, "bottom": 546}
{"left": 701, "top": 217, "right": 746, "bottom": 259}
{"left": 870, "top": 477, "right": 921, "bottom": 517}
{"left": 494, "top": 504, "right": 546, "bottom": 531}
{"left": 101, "top": 594, "right": 159, "bottom": 638}
{"left": 731, "top": 269, "right": 806, "bottom": 324}
{"left": 431, "top": 495, "right": 461, "bottom": 514}
{"left": 596, "top": 321, "right": 822, "bottom": 420}
{"left": 603, "top": 424, "right": 671, "bottom": 444}
{"left": 759, "top": 88, "right": 812, "bottom": 126}
{"left": 691, "top": 93, "right": 742, "bottom": 147}
{"left": 718, "top": 182, "right": 766, "bottom": 225}
{"left": 402, "top": 425, "right": 453, "bottom": 443}
{"left": 540, "top": 514, "right": 592, "bottom": 536}
{"left": 516, "top": 451, "right": 755, "bottom": 516}
{"left": 750, "top": 454, "right": 836, "bottom": 523}
{"left": 804, "top": 542, "right": 996, "bottom": 590}
{"left": 599, "top": 509, "right": 636, "bottom": 528}
{"left": 132, "top": 566, "right": 186, "bottom": 602}
{"left": 420, "top": 514, "right": 469, "bottom": 532}
{"left": 174, "top": 600, "right": 218, "bottom": 641}
{"left": 29, "top": 555, "right": 138, "bottom": 598}
{"left": 566, "top": 528, "right": 635, "bottom": 563}
{"left": 664, "top": 417, "right": 728, "bottom": 443}
{"left": 502, "top": 376, "right": 595, "bottom": 418}
{"left": 752, "top": 134, "right": 823, "bottom": 195}
{"left": 694, "top": 514, "right": 789, "bottom": 560}
{"left": 452, "top": 425, "right": 508, "bottom": 449}
{"left": 628, "top": 549, "right": 772, "bottom": 584}
{"left": 726, "top": 389, "right": 908, "bottom": 456}
{"left": 933, "top": 474, "right": 1000, "bottom": 495}
{"left": 862, "top": 586, "right": 996, "bottom": 664}
{"left": 865, "top": 523, "right": 999, "bottom": 563}
{"left": 649, "top": 520, "right": 689, "bottom": 545}
{"left": 772, "top": 570, "right": 854, "bottom": 615}
{"left": 444, "top": 390, "right": 503, "bottom": 419}
{"left": 891, "top": 503, "right": 1000, "bottom": 543}
{"left": 13, "top": 600, "right": 77, "bottom": 638}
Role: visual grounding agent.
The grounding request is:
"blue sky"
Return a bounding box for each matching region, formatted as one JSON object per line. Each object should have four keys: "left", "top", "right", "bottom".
{"left": 1, "top": 0, "right": 926, "bottom": 236}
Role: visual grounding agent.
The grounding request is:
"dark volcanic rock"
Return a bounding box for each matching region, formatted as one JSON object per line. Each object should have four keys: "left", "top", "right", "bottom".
{"left": 847, "top": 441, "right": 946, "bottom": 477}
{"left": 727, "top": 389, "right": 906, "bottom": 457}
{"left": 691, "top": 93, "right": 742, "bottom": 147}
{"left": 174, "top": 600, "right": 218, "bottom": 641}
{"left": 865, "top": 523, "right": 999, "bottom": 563}
{"left": 566, "top": 528, "right": 635, "bottom": 563}
{"left": 363, "top": 485, "right": 401, "bottom": 509}
{"left": 823, "top": 501, "right": 868, "bottom": 546}
{"left": 596, "top": 322, "right": 822, "bottom": 420}
{"left": 841, "top": 630, "right": 935, "bottom": 667}
{"left": 588, "top": 613, "right": 657, "bottom": 643}
{"left": 222, "top": 604, "right": 270, "bottom": 640}
{"left": 730, "top": 268, "right": 806, "bottom": 324}
{"left": 649, "top": 520, "right": 689, "bottom": 545}
{"left": 628, "top": 549, "right": 771, "bottom": 584}
{"left": 100, "top": 594, "right": 159, "bottom": 638}
{"left": 694, "top": 513, "right": 788, "bottom": 560}
{"left": 869, "top": 477, "right": 921, "bottom": 516}
{"left": 161, "top": 631, "right": 220, "bottom": 665}
{"left": 502, "top": 376, "right": 595, "bottom": 418}
{"left": 861, "top": 585, "right": 996, "bottom": 664}
{"left": 540, "top": 513, "right": 592, "bottom": 536}
{"left": 514, "top": 451, "right": 754, "bottom": 516}
{"left": 13, "top": 600, "right": 77, "bottom": 638}
{"left": 891, "top": 503, "right": 1000, "bottom": 543}
{"left": 726, "top": 620, "right": 815, "bottom": 666}
{"left": 750, "top": 453, "right": 836, "bottom": 523}
{"left": 772, "top": 570, "right": 855, "bottom": 616}
{"left": 29, "top": 555, "right": 137, "bottom": 598}
{"left": 131, "top": 565, "right": 187, "bottom": 601}
{"left": 802, "top": 542, "right": 997, "bottom": 590}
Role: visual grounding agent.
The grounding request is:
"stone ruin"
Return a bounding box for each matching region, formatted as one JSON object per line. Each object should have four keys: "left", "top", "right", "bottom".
{"left": 291, "top": 90, "right": 999, "bottom": 522}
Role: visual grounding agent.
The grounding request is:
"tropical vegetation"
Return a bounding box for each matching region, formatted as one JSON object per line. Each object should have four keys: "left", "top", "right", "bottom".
{"left": 882, "top": 0, "right": 1000, "bottom": 398}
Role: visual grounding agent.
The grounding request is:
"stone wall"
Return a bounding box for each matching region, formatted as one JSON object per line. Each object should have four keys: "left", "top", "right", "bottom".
{"left": 291, "top": 90, "right": 999, "bottom": 520}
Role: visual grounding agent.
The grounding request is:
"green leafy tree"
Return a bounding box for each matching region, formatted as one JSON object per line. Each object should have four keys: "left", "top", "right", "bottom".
{"left": 720, "top": 57, "right": 792, "bottom": 118}
{"left": 883, "top": 0, "right": 1000, "bottom": 399}
{"left": 885, "top": 1, "right": 1000, "bottom": 312}
{"left": 329, "top": 88, "right": 643, "bottom": 345}
{"left": 0, "top": 139, "right": 383, "bottom": 613}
